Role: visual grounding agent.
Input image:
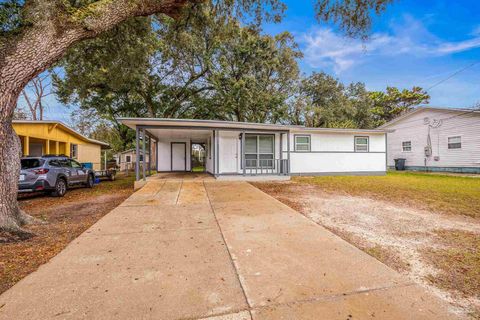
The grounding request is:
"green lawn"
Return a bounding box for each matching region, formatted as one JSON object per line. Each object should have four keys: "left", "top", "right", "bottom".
{"left": 294, "top": 171, "right": 480, "bottom": 218}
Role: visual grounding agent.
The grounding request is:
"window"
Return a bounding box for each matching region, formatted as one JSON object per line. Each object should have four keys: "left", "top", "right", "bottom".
{"left": 448, "top": 136, "right": 461, "bottom": 149}
{"left": 354, "top": 136, "right": 369, "bottom": 152}
{"left": 126, "top": 155, "right": 131, "bottom": 163}
{"left": 70, "top": 144, "right": 78, "bottom": 159}
{"left": 69, "top": 159, "right": 82, "bottom": 169}
{"left": 48, "top": 160, "right": 60, "bottom": 167}
{"left": 402, "top": 141, "right": 412, "bottom": 152}
{"left": 21, "top": 159, "right": 44, "bottom": 169}
{"left": 245, "top": 134, "right": 274, "bottom": 168}
{"left": 295, "top": 135, "right": 311, "bottom": 152}
{"left": 139, "top": 154, "right": 144, "bottom": 162}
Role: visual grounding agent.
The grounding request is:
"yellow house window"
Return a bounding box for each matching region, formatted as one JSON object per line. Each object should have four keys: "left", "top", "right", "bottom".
{"left": 71, "top": 144, "right": 78, "bottom": 159}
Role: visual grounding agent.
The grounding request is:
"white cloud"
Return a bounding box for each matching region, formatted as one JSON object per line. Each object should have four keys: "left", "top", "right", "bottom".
{"left": 302, "top": 17, "right": 480, "bottom": 73}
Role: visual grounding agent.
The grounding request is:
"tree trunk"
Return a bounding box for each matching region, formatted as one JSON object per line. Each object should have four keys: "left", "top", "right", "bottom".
{"left": 0, "top": 0, "right": 187, "bottom": 236}
{"left": 0, "top": 90, "right": 37, "bottom": 238}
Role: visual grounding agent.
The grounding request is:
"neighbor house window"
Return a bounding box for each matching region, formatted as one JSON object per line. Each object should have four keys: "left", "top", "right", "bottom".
{"left": 354, "top": 136, "right": 369, "bottom": 152}
{"left": 295, "top": 135, "right": 311, "bottom": 152}
{"left": 448, "top": 136, "right": 461, "bottom": 149}
{"left": 126, "top": 155, "right": 131, "bottom": 163}
{"left": 245, "top": 134, "right": 274, "bottom": 168}
{"left": 402, "top": 141, "right": 412, "bottom": 152}
{"left": 70, "top": 144, "right": 78, "bottom": 158}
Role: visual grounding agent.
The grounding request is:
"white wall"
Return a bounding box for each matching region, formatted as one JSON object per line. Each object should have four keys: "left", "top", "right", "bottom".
{"left": 205, "top": 133, "right": 214, "bottom": 174}
{"left": 288, "top": 131, "right": 386, "bottom": 174}
{"left": 217, "top": 131, "right": 282, "bottom": 175}
{"left": 157, "top": 139, "right": 191, "bottom": 172}
{"left": 385, "top": 109, "right": 480, "bottom": 168}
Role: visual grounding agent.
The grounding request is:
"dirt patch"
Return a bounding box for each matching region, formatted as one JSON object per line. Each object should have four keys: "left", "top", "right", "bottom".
{"left": 253, "top": 180, "right": 480, "bottom": 318}
{"left": 0, "top": 175, "right": 134, "bottom": 294}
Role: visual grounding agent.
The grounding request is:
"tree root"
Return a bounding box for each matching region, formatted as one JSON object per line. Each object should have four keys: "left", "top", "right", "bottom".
{"left": 0, "top": 225, "right": 35, "bottom": 242}
{"left": 17, "top": 209, "right": 46, "bottom": 226}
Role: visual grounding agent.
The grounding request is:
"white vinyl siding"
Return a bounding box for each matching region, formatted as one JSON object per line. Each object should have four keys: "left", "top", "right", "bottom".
{"left": 402, "top": 141, "right": 412, "bottom": 152}
{"left": 385, "top": 109, "right": 480, "bottom": 168}
{"left": 287, "top": 131, "right": 386, "bottom": 174}
{"left": 448, "top": 136, "right": 461, "bottom": 149}
{"left": 354, "top": 137, "right": 369, "bottom": 152}
{"left": 294, "top": 135, "right": 311, "bottom": 151}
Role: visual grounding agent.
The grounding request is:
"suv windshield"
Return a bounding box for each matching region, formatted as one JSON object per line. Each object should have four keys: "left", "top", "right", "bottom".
{"left": 21, "top": 158, "right": 44, "bottom": 169}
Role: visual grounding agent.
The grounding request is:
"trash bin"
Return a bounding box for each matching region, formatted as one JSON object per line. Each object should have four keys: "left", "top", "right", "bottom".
{"left": 394, "top": 158, "right": 406, "bottom": 171}
{"left": 81, "top": 162, "right": 93, "bottom": 169}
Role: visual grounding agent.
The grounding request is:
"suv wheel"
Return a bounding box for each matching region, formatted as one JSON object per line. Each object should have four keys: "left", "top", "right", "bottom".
{"left": 86, "top": 174, "right": 94, "bottom": 188}
{"left": 51, "top": 178, "right": 67, "bottom": 197}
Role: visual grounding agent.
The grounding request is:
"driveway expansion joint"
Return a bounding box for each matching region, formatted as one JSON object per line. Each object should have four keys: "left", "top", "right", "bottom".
{"left": 203, "top": 181, "right": 254, "bottom": 319}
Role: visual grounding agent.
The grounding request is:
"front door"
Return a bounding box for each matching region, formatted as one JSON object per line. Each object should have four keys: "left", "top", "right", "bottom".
{"left": 221, "top": 135, "right": 238, "bottom": 173}
{"left": 171, "top": 142, "right": 186, "bottom": 171}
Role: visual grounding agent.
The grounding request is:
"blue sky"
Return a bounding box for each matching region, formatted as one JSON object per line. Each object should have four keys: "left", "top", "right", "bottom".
{"left": 264, "top": 0, "right": 480, "bottom": 108}
{"left": 32, "top": 0, "right": 480, "bottom": 121}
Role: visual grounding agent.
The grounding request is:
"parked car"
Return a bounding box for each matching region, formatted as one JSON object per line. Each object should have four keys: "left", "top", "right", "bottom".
{"left": 18, "top": 155, "right": 96, "bottom": 197}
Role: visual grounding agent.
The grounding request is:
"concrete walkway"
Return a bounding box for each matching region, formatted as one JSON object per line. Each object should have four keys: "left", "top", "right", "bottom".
{"left": 0, "top": 176, "right": 458, "bottom": 319}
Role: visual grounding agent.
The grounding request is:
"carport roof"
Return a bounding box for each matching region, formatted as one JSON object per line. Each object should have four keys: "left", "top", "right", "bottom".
{"left": 117, "top": 118, "right": 388, "bottom": 134}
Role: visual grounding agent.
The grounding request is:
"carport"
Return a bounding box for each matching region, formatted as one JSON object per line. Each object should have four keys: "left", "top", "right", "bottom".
{"left": 118, "top": 118, "right": 292, "bottom": 182}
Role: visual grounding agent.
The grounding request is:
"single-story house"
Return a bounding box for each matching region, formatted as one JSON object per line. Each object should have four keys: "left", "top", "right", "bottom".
{"left": 13, "top": 120, "right": 109, "bottom": 170}
{"left": 380, "top": 107, "right": 480, "bottom": 173}
{"left": 115, "top": 148, "right": 151, "bottom": 172}
{"left": 118, "top": 118, "right": 388, "bottom": 181}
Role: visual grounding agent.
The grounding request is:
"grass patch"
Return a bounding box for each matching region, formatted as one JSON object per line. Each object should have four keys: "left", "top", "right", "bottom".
{"left": 295, "top": 171, "right": 480, "bottom": 218}
{"left": 424, "top": 229, "right": 480, "bottom": 298}
{"left": 192, "top": 166, "right": 205, "bottom": 172}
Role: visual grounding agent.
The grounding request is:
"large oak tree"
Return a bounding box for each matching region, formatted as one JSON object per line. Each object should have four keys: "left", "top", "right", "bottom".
{"left": 0, "top": 0, "right": 393, "bottom": 237}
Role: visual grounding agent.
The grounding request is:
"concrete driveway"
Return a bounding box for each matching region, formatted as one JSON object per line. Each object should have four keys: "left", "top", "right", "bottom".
{"left": 0, "top": 175, "right": 459, "bottom": 319}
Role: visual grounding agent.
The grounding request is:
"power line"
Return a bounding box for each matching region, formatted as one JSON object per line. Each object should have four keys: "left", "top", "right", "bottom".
{"left": 425, "top": 61, "right": 480, "bottom": 92}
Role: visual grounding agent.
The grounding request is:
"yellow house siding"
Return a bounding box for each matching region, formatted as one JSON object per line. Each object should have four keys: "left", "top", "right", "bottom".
{"left": 13, "top": 123, "right": 86, "bottom": 146}
{"left": 78, "top": 144, "right": 102, "bottom": 170}
{"left": 13, "top": 122, "right": 107, "bottom": 170}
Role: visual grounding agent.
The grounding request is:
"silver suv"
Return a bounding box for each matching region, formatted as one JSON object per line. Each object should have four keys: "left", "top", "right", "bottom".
{"left": 18, "top": 156, "right": 96, "bottom": 197}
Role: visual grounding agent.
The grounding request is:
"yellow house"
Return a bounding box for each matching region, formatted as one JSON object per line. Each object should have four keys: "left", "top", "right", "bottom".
{"left": 13, "top": 120, "right": 109, "bottom": 170}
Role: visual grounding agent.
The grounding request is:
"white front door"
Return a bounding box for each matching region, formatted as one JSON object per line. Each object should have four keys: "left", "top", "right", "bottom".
{"left": 220, "top": 135, "right": 238, "bottom": 173}
{"left": 171, "top": 143, "right": 186, "bottom": 171}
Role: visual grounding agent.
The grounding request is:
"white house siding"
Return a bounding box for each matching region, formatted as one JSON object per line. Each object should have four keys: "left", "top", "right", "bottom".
{"left": 217, "top": 131, "right": 282, "bottom": 175}
{"left": 157, "top": 139, "right": 192, "bottom": 172}
{"left": 205, "top": 132, "right": 214, "bottom": 174}
{"left": 287, "top": 131, "right": 387, "bottom": 174}
{"left": 385, "top": 109, "right": 480, "bottom": 170}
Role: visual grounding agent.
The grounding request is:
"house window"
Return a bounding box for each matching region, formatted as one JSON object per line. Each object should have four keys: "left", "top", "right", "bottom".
{"left": 139, "top": 154, "right": 144, "bottom": 162}
{"left": 126, "top": 155, "right": 131, "bottom": 163}
{"left": 448, "top": 136, "right": 461, "bottom": 149}
{"left": 295, "top": 135, "right": 311, "bottom": 152}
{"left": 354, "top": 136, "right": 369, "bottom": 152}
{"left": 402, "top": 141, "right": 412, "bottom": 152}
{"left": 245, "top": 134, "right": 274, "bottom": 168}
{"left": 70, "top": 144, "right": 78, "bottom": 159}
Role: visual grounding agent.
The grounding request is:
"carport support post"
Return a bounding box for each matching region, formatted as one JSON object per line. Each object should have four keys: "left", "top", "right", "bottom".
{"left": 135, "top": 127, "right": 140, "bottom": 181}
{"left": 142, "top": 128, "right": 146, "bottom": 181}
{"left": 242, "top": 130, "right": 246, "bottom": 176}
{"left": 287, "top": 132, "right": 290, "bottom": 174}
{"left": 148, "top": 135, "right": 151, "bottom": 176}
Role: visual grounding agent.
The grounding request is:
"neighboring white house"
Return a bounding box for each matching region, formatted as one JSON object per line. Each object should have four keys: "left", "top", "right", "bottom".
{"left": 380, "top": 107, "right": 480, "bottom": 173}
{"left": 118, "top": 118, "right": 388, "bottom": 181}
{"left": 116, "top": 149, "right": 150, "bottom": 172}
